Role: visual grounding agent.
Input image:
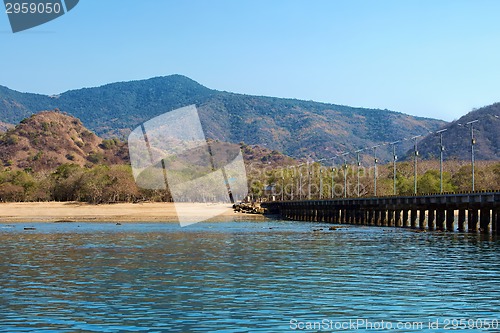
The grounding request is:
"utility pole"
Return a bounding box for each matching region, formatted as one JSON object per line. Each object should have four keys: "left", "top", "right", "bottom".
{"left": 281, "top": 176, "right": 284, "bottom": 201}
{"left": 299, "top": 169, "right": 303, "bottom": 200}
{"left": 372, "top": 145, "right": 380, "bottom": 196}
{"left": 319, "top": 168, "right": 323, "bottom": 199}
{"left": 436, "top": 129, "right": 447, "bottom": 193}
{"left": 466, "top": 120, "right": 479, "bottom": 191}
{"left": 342, "top": 152, "right": 349, "bottom": 198}
{"left": 307, "top": 160, "right": 312, "bottom": 200}
{"left": 411, "top": 135, "right": 421, "bottom": 195}
{"left": 355, "top": 149, "right": 363, "bottom": 197}
{"left": 390, "top": 141, "right": 400, "bottom": 195}
{"left": 331, "top": 166, "right": 336, "bottom": 198}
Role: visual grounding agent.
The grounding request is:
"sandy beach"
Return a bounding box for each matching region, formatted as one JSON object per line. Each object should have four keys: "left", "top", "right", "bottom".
{"left": 0, "top": 202, "right": 261, "bottom": 223}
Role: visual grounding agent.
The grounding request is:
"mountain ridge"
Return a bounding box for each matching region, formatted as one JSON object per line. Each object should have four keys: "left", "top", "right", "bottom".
{"left": 0, "top": 75, "right": 449, "bottom": 161}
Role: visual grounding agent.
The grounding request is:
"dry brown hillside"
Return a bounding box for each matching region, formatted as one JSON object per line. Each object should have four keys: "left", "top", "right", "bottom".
{"left": 0, "top": 110, "right": 128, "bottom": 172}
{"left": 0, "top": 110, "right": 299, "bottom": 174}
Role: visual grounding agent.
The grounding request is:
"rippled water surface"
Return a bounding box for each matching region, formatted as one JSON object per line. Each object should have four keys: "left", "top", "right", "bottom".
{"left": 0, "top": 221, "right": 499, "bottom": 332}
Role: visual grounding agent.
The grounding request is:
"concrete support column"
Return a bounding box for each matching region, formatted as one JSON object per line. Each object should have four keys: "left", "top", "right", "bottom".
{"left": 436, "top": 209, "right": 445, "bottom": 231}
{"left": 468, "top": 209, "right": 478, "bottom": 232}
{"left": 411, "top": 210, "right": 418, "bottom": 229}
{"left": 402, "top": 210, "right": 409, "bottom": 228}
{"left": 446, "top": 209, "right": 455, "bottom": 232}
{"left": 368, "top": 210, "right": 374, "bottom": 226}
{"left": 494, "top": 208, "right": 499, "bottom": 235}
{"left": 458, "top": 209, "right": 466, "bottom": 232}
{"left": 428, "top": 209, "right": 436, "bottom": 231}
{"left": 381, "top": 210, "right": 386, "bottom": 226}
{"left": 361, "top": 210, "right": 367, "bottom": 225}
{"left": 419, "top": 209, "right": 427, "bottom": 230}
{"left": 479, "top": 208, "right": 491, "bottom": 233}
{"left": 387, "top": 210, "right": 394, "bottom": 227}
{"left": 374, "top": 210, "right": 380, "bottom": 226}
{"left": 395, "top": 210, "right": 402, "bottom": 227}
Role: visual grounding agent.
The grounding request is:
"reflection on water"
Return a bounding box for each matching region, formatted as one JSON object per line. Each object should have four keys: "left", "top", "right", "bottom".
{"left": 0, "top": 222, "right": 499, "bottom": 332}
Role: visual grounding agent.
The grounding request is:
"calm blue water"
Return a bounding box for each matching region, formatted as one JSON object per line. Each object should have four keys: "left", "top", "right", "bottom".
{"left": 0, "top": 221, "right": 499, "bottom": 332}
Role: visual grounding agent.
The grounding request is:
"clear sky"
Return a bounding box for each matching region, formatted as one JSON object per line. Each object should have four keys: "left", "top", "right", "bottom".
{"left": 1, "top": 0, "right": 500, "bottom": 121}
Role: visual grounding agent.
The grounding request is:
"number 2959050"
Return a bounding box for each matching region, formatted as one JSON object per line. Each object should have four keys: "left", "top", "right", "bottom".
{"left": 5, "top": 2, "right": 62, "bottom": 14}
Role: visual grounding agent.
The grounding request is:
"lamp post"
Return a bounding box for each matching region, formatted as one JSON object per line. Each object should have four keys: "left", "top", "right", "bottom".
{"left": 355, "top": 149, "right": 363, "bottom": 197}
{"left": 411, "top": 135, "right": 421, "bottom": 195}
{"left": 390, "top": 141, "right": 400, "bottom": 195}
{"left": 465, "top": 120, "right": 479, "bottom": 191}
{"left": 281, "top": 176, "right": 284, "bottom": 201}
{"left": 298, "top": 167, "right": 303, "bottom": 200}
{"left": 342, "top": 152, "right": 349, "bottom": 198}
{"left": 319, "top": 168, "right": 323, "bottom": 199}
{"left": 299, "top": 172, "right": 303, "bottom": 199}
{"left": 307, "top": 160, "right": 312, "bottom": 200}
{"left": 436, "top": 129, "right": 447, "bottom": 193}
{"left": 372, "top": 145, "right": 380, "bottom": 196}
{"left": 330, "top": 166, "right": 336, "bottom": 198}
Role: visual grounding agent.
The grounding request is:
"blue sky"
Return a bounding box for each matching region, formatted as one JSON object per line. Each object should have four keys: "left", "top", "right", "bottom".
{"left": 1, "top": 0, "right": 500, "bottom": 121}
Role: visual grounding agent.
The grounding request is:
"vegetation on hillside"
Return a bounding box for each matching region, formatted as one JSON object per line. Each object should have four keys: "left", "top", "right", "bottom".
{"left": 0, "top": 158, "right": 497, "bottom": 203}
{"left": 414, "top": 103, "right": 500, "bottom": 161}
{"left": 251, "top": 159, "right": 499, "bottom": 200}
{"left": 0, "top": 111, "right": 128, "bottom": 172}
{"left": 0, "top": 110, "right": 497, "bottom": 204}
{"left": 0, "top": 75, "right": 447, "bottom": 162}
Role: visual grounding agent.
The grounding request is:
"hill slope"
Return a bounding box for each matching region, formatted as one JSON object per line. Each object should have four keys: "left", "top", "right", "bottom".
{"left": 0, "top": 75, "right": 447, "bottom": 161}
{"left": 415, "top": 103, "right": 500, "bottom": 161}
{"left": 0, "top": 111, "right": 128, "bottom": 172}
{"left": 0, "top": 110, "right": 300, "bottom": 173}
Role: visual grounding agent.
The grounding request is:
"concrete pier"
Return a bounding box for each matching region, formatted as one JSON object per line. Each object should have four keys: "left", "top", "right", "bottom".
{"left": 262, "top": 192, "right": 500, "bottom": 235}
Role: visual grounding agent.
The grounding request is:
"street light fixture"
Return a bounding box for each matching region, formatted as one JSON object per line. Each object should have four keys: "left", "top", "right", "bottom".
{"left": 435, "top": 129, "right": 447, "bottom": 193}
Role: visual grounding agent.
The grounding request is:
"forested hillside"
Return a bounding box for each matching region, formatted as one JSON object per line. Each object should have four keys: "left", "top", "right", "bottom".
{"left": 415, "top": 103, "right": 500, "bottom": 161}
{"left": 0, "top": 75, "right": 446, "bottom": 162}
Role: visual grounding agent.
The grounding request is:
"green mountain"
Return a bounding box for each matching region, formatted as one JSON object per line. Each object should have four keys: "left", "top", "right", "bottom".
{"left": 415, "top": 103, "right": 500, "bottom": 161}
{"left": 0, "top": 75, "right": 447, "bottom": 161}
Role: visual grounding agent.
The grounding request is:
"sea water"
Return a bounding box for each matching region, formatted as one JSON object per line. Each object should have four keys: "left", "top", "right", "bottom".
{"left": 0, "top": 221, "right": 498, "bottom": 332}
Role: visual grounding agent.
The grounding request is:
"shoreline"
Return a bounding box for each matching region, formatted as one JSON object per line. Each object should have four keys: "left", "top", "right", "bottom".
{"left": 0, "top": 202, "right": 265, "bottom": 223}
